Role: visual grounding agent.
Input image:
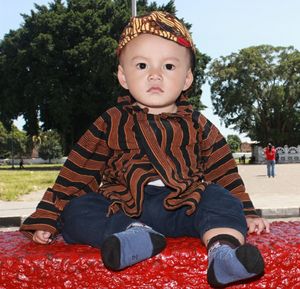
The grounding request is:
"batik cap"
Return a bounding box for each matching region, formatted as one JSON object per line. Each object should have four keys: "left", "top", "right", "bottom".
{"left": 117, "top": 11, "right": 196, "bottom": 57}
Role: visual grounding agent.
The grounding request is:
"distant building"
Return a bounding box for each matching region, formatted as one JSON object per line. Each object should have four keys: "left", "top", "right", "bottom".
{"left": 240, "top": 142, "right": 252, "bottom": 153}
{"left": 253, "top": 145, "right": 300, "bottom": 163}
{"left": 31, "top": 147, "right": 39, "bottom": 158}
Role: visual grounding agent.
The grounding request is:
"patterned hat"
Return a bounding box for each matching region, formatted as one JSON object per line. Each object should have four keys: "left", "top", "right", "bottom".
{"left": 117, "top": 11, "right": 196, "bottom": 56}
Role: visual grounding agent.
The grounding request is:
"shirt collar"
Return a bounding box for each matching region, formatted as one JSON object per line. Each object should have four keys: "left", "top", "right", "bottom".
{"left": 117, "top": 94, "right": 194, "bottom": 119}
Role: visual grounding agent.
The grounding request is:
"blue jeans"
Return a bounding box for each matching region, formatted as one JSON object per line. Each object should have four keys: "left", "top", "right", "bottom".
{"left": 59, "top": 184, "right": 247, "bottom": 248}
{"left": 267, "top": 160, "right": 275, "bottom": 177}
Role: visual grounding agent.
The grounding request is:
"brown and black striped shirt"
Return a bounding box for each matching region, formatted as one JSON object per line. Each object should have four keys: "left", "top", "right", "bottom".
{"left": 20, "top": 95, "right": 258, "bottom": 238}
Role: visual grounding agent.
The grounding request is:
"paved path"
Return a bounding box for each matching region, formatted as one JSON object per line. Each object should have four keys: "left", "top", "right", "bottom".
{"left": 0, "top": 163, "right": 299, "bottom": 227}
{"left": 238, "top": 163, "right": 300, "bottom": 216}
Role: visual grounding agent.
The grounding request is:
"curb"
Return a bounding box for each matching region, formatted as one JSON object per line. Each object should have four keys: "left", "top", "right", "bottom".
{"left": 257, "top": 207, "right": 300, "bottom": 219}
{"left": 0, "top": 216, "right": 27, "bottom": 228}
{"left": 0, "top": 208, "right": 299, "bottom": 228}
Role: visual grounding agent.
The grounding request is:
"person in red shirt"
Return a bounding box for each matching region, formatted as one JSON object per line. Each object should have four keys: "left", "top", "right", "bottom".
{"left": 264, "top": 143, "right": 276, "bottom": 177}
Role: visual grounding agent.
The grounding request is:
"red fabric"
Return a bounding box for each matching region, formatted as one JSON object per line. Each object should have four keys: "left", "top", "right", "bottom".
{"left": 264, "top": 147, "right": 276, "bottom": 160}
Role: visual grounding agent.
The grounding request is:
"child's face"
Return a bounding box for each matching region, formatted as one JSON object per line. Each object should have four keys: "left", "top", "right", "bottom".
{"left": 117, "top": 34, "right": 193, "bottom": 114}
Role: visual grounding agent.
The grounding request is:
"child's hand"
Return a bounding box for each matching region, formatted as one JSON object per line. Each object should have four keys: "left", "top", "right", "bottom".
{"left": 33, "top": 230, "right": 52, "bottom": 244}
{"left": 246, "top": 217, "right": 270, "bottom": 235}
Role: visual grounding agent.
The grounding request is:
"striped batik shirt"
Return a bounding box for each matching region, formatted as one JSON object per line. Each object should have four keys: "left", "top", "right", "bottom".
{"left": 20, "top": 95, "right": 258, "bottom": 239}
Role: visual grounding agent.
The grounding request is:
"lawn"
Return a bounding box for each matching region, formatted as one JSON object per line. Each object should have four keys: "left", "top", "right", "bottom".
{"left": 0, "top": 164, "right": 62, "bottom": 201}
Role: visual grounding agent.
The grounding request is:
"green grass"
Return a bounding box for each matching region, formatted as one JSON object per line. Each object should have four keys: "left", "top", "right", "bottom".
{"left": 0, "top": 164, "right": 62, "bottom": 201}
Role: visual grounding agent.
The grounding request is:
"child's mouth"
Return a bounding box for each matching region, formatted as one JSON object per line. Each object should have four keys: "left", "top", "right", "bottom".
{"left": 147, "top": 87, "right": 164, "bottom": 93}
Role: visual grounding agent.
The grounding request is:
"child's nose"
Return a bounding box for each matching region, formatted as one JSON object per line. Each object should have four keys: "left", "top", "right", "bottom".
{"left": 148, "top": 68, "right": 162, "bottom": 81}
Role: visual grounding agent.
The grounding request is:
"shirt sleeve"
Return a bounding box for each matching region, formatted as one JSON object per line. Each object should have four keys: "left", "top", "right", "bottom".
{"left": 199, "top": 115, "right": 259, "bottom": 217}
{"left": 20, "top": 115, "right": 112, "bottom": 239}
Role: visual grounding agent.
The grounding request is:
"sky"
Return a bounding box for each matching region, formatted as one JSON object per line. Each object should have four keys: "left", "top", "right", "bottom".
{"left": 1, "top": 0, "right": 300, "bottom": 141}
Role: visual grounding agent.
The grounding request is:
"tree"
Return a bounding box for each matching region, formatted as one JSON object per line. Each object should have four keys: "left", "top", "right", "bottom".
{"left": 0, "top": 122, "right": 9, "bottom": 158}
{"left": 0, "top": 0, "right": 210, "bottom": 154}
{"left": 208, "top": 45, "right": 300, "bottom": 146}
{"left": 227, "top": 134, "right": 241, "bottom": 153}
{"left": 0, "top": 122, "right": 27, "bottom": 159}
{"left": 38, "top": 130, "right": 63, "bottom": 163}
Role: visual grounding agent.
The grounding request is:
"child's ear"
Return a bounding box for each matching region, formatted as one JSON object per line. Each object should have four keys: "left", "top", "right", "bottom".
{"left": 183, "top": 69, "right": 194, "bottom": 91}
{"left": 117, "top": 65, "right": 129, "bottom": 90}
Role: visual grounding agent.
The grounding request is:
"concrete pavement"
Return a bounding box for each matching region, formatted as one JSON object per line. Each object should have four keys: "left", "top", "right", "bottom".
{"left": 238, "top": 163, "right": 300, "bottom": 218}
{"left": 0, "top": 163, "right": 299, "bottom": 228}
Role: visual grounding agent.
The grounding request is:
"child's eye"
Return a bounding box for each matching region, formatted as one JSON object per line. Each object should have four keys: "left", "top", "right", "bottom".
{"left": 136, "top": 63, "right": 147, "bottom": 69}
{"left": 164, "top": 63, "right": 175, "bottom": 70}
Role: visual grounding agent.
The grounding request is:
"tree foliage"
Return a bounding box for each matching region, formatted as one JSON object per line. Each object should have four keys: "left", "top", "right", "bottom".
{"left": 208, "top": 45, "right": 300, "bottom": 146}
{"left": 0, "top": 0, "right": 209, "bottom": 154}
{"left": 38, "top": 130, "right": 63, "bottom": 163}
{"left": 227, "top": 134, "right": 241, "bottom": 153}
{"left": 0, "top": 122, "right": 27, "bottom": 158}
